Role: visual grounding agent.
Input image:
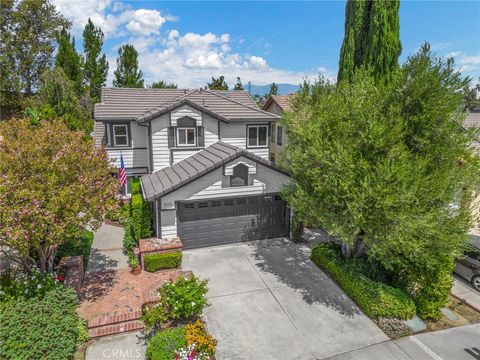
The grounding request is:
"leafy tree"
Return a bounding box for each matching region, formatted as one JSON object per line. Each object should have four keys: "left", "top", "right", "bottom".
{"left": 55, "top": 28, "right": 83, "bottom": 93}
{"left": 338, "top": 0, "right": 401, "bottom": 83}
{"left": 207, "top": 76, "right": 228, "bottom": 90}
{"left": 465, "top": 76, "right": 480, "bottom": 110}
{"left": 0, "top": 118, "right": 119, "bottom": 275}
{"left": 83, "top": 18, "right": 109, "bottom": 101}
{"left": 268, "top": 82, "right": 278, "bottom": 97}
{"left": 0, "top": 0, "right": 69, "bottom": 116}
{"left": 233, "top": 77, "right": 244, "bottom": 90}
{"left": 25, "top": 68, "right": 93, "bottom": 133}
{"left": 150, "top": 81, "right": 178, "bottom": 89}
{"left": 113, "top": 44, "right": 144, "bottom": 88}
{"left": 283, "top": 45, "right": 480, "bottom": 318}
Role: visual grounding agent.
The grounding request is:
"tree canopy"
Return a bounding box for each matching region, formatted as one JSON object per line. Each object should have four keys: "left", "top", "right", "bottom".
{"left": 83, "top": 18, "right": 109, "bottom": 101}
{"left": 283, "top": 45, "right": 480, "bottom": 318}
{"left": 55, "top": 28, "right": 83, "bottom": 94}
{"left": 233, "top": 77, "right": 244, "bottom": 90}
{"left": 268, "top": 82, "right": 278, "bottom": 97}
{"left": 338, "top": 0, "right": 401, "bottom": 83}
{"left": 0, "top": 118, "right": 119, "bottom": 274}
{"left": 207, "top": 76, "right": 229, "bottom": 90}
{"left": 0, "top": 0, "right": 70, "bottom": 116}
{"left": 150, "top": 81, "right": 178, "bottom": 89}
{"left": 113, "top": 44, "right": 144, "bottom": 88}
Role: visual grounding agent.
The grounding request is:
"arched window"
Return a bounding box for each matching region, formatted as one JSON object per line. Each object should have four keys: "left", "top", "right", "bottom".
{"left": 176, "top": 117, "right": 196, "bottom": 146}
{"left": 230, "top": 164, "right": 248, "bottom": 187}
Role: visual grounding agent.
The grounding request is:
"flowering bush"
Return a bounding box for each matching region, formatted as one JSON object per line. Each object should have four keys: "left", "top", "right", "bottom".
{"left": 142, "top": 301, "right": 170, "bottom": 332}
{"left": 0, "top": 269, "right": 61, "bottom": 302}
{"left": 160, "top": 275, "right": 209, "bottom": 320}
{"left": 174, "top": 345, "right": 213, "bottom": 360}
{"left": 185, "top": 320, "right": 217, "bottom": 356}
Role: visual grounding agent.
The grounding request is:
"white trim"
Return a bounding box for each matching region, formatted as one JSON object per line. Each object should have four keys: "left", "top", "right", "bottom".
{"left": 176, "top": 127, "right": 196, "bottom": 147}
{"left": 247, "top": 124, "right": 268, "bottom": 148}
{"left": 113, "top": 124, "right": 129, "bottom": 147}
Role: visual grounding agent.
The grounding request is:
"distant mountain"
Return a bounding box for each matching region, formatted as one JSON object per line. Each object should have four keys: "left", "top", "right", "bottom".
{"left": 245, "top": 83, "right": 299, "bottom": 96}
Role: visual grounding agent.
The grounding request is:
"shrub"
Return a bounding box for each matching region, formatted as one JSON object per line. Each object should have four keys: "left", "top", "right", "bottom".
{"left": 311, "top": 243, "right": 416, "bottom": 319}
{"left": 144, "top": 252, "right": 183, "bottom": 272}
{"left": 130, "top": 178, "right": 141, "bottom": 195}
{"left": 105, "top": 202, "right": 130, "bottom": 224}
{"left": 131, "top": 193, "right": 153, "bottom": 240}
{"left": 0, "top": 269, "right": 60, "bottom": 302}
{"left": 415, "top": 269, "right": 453, "bottom": 320}
{"left": 160, "top": 275, "right": 209, "bottom": 320}
{"left": 128, "top": 253, "right": 140, "bottom": 269}
{"left": 185, "top": 320, "right": 217, "bottom": 356}
{"left": 123, "top": 218, "right": 137, "bottom": 255}
{"left": 0, "top": 287, "right": 87, "bottom": 359}
{"left": 146, "top": 326, "right": 186, "bottom": 360}
{"left": 56, "top": 230, "right": 94, "bottom": 269}
{"left": 142, "top": 302, "right": 170, "bottom": 332}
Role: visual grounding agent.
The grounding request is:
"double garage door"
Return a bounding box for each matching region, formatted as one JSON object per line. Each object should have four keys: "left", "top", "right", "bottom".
{"left": 177, "top": 194, "right": 289, "bottom": 249}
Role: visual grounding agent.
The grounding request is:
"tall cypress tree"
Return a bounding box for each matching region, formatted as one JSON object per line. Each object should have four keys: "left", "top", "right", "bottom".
{"left": 55, "top": 28, "right": 83, "bottom": 93}
{"left": 113, "top": 44, "right": 144, "bottom": 88}
{"left": 83, "top": 18, "right": 108, "bottom": 101}
{"left": 338, "top": 0, "right": 401, "bottom": 83}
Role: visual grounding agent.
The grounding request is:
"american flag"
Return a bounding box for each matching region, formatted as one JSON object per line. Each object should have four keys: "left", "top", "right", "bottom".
{"left": 118, "top": 153, "right": 127, "bottom": 189}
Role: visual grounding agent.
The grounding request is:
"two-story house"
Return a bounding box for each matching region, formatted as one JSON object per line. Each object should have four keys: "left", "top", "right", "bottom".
{"left": 262, "top": 95, "right": 293, "bottom": 164}
{"left": 93, "top": 87, "right": 291, "bottom": 249}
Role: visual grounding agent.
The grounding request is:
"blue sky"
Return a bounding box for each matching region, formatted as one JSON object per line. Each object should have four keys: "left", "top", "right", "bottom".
{"left": 53, "top": 0, "right": 480, "bottom": 88}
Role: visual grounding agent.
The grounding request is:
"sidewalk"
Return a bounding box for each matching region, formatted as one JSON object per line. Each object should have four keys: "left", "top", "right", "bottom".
{"left": 324, "top": 323, "right": 480, "bottom": 360}
{"left": 452, "top": 276, "right": 480, "bottom": 312}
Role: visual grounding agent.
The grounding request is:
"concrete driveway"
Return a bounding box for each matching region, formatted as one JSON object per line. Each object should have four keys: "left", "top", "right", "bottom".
{"left": 183, "top": 238, "right": 388, "bottom": 360}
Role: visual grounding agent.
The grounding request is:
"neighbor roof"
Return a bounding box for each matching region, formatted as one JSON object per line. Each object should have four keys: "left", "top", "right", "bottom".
{"left": 94, "top": 88, "right": 280, "bottom": 122}
{"left": 140, "top": 142, "right": 288, "bottom": 201}
{"left": 464, "top": 108, "right": 480, "bottom": 129}
{"left": 263, "top": 94, "right": 294, "bottom": 112}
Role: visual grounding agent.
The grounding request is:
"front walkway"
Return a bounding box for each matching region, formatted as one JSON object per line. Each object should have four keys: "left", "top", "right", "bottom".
{"left": 183, "top": 238, "right": 388, "bottom": 360}
{"left": 78, "top": 223, "right": 186, "bottom": 337}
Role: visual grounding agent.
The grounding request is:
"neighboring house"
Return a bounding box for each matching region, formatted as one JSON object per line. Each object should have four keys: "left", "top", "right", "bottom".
{"left": 93, "top": 87, "right": 291, "bottom": 248}
{"left": 262, "top": 95, "right": 293, "bottom": 164}
{"left": 464, "top": 105, "right": 480, "bottom": 228}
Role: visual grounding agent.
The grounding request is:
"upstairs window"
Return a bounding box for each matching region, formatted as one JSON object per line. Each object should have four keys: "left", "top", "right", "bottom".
{"left": 247, "top": 125, "right": 268, "bottom": 148}
{"left": 230, "top": 164, "right": 248, "bottom": 187}
{"left": 176, "top": 116, "right": 197, "bottom": 147}
{"left": 177, "top": 127, "right": 196, "bottom": 146}
{"left": 113, "top": 124, "right": 129, "bottom": 147}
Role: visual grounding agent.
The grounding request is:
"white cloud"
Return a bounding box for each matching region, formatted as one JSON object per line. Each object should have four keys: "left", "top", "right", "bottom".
{"left": 52, "top": 0, "right": 172, "bottom": 38}
{"left": 126, "top": 9, "right": 166, "bottom": 36}
{"left": 446, "top": 51, "right": 480, "bottom": 74}
{"left": 115, "top": 29, "right": 334, "bottom": 88}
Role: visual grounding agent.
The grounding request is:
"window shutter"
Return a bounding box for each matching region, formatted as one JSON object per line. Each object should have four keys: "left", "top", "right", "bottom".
{"left": 197, "top": 126, "right": 204, "bottom": 147}
{"left": 168, "top": 127, "right": 175, "bottom": 147}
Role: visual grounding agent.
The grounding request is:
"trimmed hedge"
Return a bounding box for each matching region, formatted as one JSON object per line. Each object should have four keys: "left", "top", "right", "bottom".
{"left": 144, "top": 251, "right": 182, "bottom": 272}
{"left": 123, "top": 218, "right": 137, "bottom": 255}
{"left": 131, "top": 193, "right": 152, "bottom": 240}
{"left": 130, "top": 178, "right": 141, "bottom": 195}
{"left": 311, "top": 243, "right": 416, "bottom": 320}
{"left": 0, "top": 287, "right": 87, "bottom": 359}
{"left": 56, "top": 230, "right": 94, "bottom": 269}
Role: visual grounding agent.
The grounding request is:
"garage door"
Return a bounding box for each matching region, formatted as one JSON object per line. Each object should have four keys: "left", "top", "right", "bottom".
{"left": 177, "top": 194, "right": 289, "bottom": 249}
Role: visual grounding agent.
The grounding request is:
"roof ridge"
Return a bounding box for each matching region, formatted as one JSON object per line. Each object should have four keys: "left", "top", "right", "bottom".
{"left": 199, "top": 89, "right": 280, "bottom": 118}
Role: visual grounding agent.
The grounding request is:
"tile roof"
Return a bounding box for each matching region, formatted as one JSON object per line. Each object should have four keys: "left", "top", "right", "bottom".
{"left": 140, "top": 142, "right": 288, "bottom": 201}
{"left": 263, "top": 94, "right": 295, "bottom": 112}
{"left": 94, "top": 88, "right": 280, "bottom": 122}
{"left": 464, "top": 109, "right": 480, "bottom": 129}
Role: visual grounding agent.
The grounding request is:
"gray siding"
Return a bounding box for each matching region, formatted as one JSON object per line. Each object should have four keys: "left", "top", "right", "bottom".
{"left": 158, "top": 160, "right": 290, "bottom": 238}
{"left": 105, "top": 121, "right": 149, "bottom": 168}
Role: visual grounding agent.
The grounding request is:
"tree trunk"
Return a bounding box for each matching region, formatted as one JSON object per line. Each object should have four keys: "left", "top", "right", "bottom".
{"left": 37, "top": 244, "right": 58, "bottom": 276}
{"left": 341, "top": 242, "right": 353, "bottom": 260}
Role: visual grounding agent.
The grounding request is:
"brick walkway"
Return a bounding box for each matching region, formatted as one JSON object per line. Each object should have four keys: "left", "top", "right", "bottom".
{"left": 77, "top": 268, "right": 185, "bottom": 322}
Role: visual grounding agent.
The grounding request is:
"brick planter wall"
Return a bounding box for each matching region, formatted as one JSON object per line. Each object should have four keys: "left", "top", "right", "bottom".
{"left": 138, "top": 237, "right": 183, "bottom": 270}
{"left": 58, "top": 255, "right": 84, "bottom": 298}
